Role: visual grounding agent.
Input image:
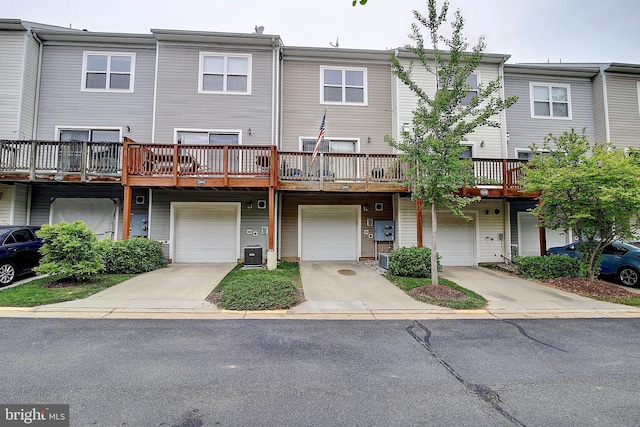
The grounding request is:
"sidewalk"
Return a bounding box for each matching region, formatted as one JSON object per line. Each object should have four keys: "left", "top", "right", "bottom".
{"left": 1, "top": 264, "right": 639, "bottom": 320}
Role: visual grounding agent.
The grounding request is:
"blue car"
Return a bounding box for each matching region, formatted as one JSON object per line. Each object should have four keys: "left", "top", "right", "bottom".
{"left": 547, "top": 241, "right": 640, "bottom": 287}
{"left": 0, "top": 226, "right": 43, "bottom": 286}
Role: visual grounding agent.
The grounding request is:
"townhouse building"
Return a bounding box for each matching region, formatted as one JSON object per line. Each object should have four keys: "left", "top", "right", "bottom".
{"left": 2, "top": 19, "right": 638, "bottom": 268}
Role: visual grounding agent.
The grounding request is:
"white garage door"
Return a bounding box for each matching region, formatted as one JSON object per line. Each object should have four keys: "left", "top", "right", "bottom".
{"left": 423, "top": 213, "right": 476, "bottom": 266}
{"left": 518, "top": 212, "right": 569, "bottom": 256}
{"left": 173, "top": 203, "right": 239, "bottom": 263}
{"left": 300, "top": 205, "right": 359, "bottom": 261}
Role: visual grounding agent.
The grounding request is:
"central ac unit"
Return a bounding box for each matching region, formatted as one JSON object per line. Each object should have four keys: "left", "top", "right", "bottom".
{"left": 379, "top": 253, "right": 390, "bottom": 270}
{"left": 244, "top": 246, "right": 263, "bottom": 266}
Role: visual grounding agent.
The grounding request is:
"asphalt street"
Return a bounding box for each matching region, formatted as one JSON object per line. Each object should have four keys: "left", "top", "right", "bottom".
{"left": 2, "top": 318, "right": 640, "bottom": 426}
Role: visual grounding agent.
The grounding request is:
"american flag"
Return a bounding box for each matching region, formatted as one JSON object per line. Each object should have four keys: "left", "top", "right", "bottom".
{"left": 310, "top": 112, "right": 326, "bottom": 166}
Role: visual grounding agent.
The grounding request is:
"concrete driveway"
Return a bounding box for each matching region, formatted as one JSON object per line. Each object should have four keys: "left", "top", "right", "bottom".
{"left": 47, "top": 263, "right": 235, "bottom": 310}
{"left": 293, "top": 261, "right": 439, "bottom": 311}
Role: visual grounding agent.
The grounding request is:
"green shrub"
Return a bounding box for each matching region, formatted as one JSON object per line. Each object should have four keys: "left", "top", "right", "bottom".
{"left": 513, "top": 255, "right": 582, "bottom": 279}
{"left": 388, "top": 246, "right": 441, "bottom": 278}
{"left": 99, "top": 238, "right": 166, "bottom": 274}
{"left": 35, "top": 221, "right": 104, "bottom": 282}
{"left": 216, "top": 276, "right": 298, "bottom": 310}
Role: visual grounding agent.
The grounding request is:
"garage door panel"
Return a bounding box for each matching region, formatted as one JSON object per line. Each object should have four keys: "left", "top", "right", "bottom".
{"left": 301, "top": 206, "right": 358, "bottom": 261}
{"left": 173, "top": 204, "right": 238, "bottom": 263}
{"left": 423, "top": 214, "right": 475, "bottom": 266}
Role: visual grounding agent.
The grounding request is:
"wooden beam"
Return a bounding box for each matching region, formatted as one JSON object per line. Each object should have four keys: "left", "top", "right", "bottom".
{"left": 122, "top": 185, "right": 132, "bottom": 240}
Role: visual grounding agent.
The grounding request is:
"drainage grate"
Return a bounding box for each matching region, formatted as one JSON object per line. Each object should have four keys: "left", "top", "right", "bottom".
{"left": 337, "top": 269, "right": 356, "bottom": 276}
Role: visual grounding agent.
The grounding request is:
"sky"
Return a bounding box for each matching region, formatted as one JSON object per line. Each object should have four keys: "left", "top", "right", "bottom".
{"left": 5, "top": 0, "right": 640, "bottom": 64}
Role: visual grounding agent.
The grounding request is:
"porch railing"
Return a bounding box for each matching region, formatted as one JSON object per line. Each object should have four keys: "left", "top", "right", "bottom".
{"left": 0, "top": 140, "right": 122, "bottom": 177}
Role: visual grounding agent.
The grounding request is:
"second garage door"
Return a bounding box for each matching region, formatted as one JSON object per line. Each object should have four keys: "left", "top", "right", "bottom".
{"left": 300, "top": 205, "right": 359, "bottom": 261}
{"left": 423, "top": 213, "right": 476, "bottom": 266}
{"left": 172, "top": 202, "right": 240, "bottom": 263}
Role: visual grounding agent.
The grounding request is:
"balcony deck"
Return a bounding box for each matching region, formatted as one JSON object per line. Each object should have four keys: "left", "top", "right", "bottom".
{"left": 1, "top": 139, "right": 537, "bottom": 198}
{"left": 0, "top": 140, "right": 122, "bottom": 183}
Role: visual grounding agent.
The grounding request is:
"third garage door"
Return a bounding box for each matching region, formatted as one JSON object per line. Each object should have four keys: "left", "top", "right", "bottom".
{"left": 423, "top": 213, "right": 476, "bottom": 266}
{"left": 300, "top": 205, "right": 359, "bottom": 261}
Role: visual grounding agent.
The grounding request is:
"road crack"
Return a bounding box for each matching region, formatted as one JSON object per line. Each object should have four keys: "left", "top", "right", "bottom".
{"left": 407, "top": 321, "right": 526, "bottom": 427}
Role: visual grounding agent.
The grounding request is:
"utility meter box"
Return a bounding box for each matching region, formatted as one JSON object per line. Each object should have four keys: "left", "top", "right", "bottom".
{"left": 130, "top": 214, "right": 149, "bottom": 237}
{"left": 374, "top": 220, "right": 395, "bottom": 242}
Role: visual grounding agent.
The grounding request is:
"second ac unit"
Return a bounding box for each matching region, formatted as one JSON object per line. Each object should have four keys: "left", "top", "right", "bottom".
{"left": 379, "top": 253, "right": 390, "bottom": 270}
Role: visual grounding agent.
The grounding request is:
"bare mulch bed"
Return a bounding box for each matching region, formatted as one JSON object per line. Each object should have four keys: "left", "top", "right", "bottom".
{"left": 408, "top": 284, "right": 466, "bottom": 301}
{"left": 540, "top": 278, "right": 639, "bottom": 299}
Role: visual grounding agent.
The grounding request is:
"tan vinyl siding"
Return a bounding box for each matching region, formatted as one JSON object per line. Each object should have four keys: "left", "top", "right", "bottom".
{"left": 19, "top": 35, "right": 40, "bottom": 139}
{"left": 592, "top": 73, "right": 607, "bottom": 143}
{"left": 149, "top": 190, "right": 271, "bottom": 255}
{"left": 606, "top": 74, "right": 640, "bottom": 148}
{"left": 0, "top": 32, "right": 25, "bottom": 139}
{"left": 504, "top": 74, "right": 595, "bottom": 157}
{"left": 154, "top": 44, "right": 274, "bottom": 145}
{"left": 280, "top": 193, "right": 393, "bottom": 259}
{"left": 36, "top": 44, "right": 155, "bottom": 140}
{"left": 0, "top": 185, "right": 14, "bottom": 224}
{"left": 281, "top": 60, "right": 392, "bottom": 153}
{"left": 395, "top": 60, "right": 504, "bottom": 158}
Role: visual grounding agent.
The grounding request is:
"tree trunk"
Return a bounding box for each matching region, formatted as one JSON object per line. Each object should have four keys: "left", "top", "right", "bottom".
{"left": 431, "top": 202, "right": 439, "bottom": 285}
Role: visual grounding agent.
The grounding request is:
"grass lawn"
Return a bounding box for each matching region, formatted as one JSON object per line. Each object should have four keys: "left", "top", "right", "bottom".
{"left": 211, "top": 262, "right": 303, "bottom": 310}
{"left": 386, "top": 275, "right": 487, "bottom": 309}
{"left": 0, "top": 274, "right": 136, "bottom": 307}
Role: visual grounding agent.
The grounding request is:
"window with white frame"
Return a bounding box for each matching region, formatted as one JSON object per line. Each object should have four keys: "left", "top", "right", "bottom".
{"left": 530, "top": 83, "right": 571, "bottom": 118}
{"left": 177, "top": 130, "right": 242, "bottom": 173}
{"left": 516, "top": 149, "right": 549, "bottom": 160}
{"left": 321, "top": 67, "right": 367, "bottom": 105}
{"left": 57, "top": 128, "right": 121, "bottom": 172}
{"left": 199, "top": 53, "right": 251, "bottom": 94}
{"left": 82, "top": 52, "right": 135, "bottom": 92}
{"left": 460, "top": 144, "right": 473, "bottom": 158}
{"left": 301, "top": 138, "right": 357, "bottom": 153}
{"left": 176, "top": 130, "right": 240, "bottom": 145}
{"left": 460, "top": 73, "right": 479, "bottom": 106}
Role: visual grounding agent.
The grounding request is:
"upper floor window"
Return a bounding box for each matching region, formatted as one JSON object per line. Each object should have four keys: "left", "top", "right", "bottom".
{"left": 460, "top": 73, "right": 479, "bottom": 106}
{"left": 530, "top": 83, "right": 571, "bottom": 119}
{"left": 199, "top": 53, "right": 251, "bottom": 94}
{"left": 301, "top": 137, "right": 357, "bottom": 153}
{"left": 82, "top": 52, "right": 135, "bottom": 92}
{"left": 177, "top": 130, "right": 241, "bottom": 145}
{"left": 516, "top": 149, "right": 550, "bottom": 160}
{"left": 321, "top": 67, "right": 367, "bottom": 105}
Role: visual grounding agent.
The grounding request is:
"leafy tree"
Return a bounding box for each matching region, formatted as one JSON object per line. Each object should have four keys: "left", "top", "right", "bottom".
{"left": 521, "top": 129, "right": 640, "bottom": 280}
{"left": 352, "top": 0, "right": 367, "bottom": 5}
{"left": 386, "top": 0, "right": 517, "bottom": 284}
{"left": 35, "top": 221, "right": 105, "bottom": 282}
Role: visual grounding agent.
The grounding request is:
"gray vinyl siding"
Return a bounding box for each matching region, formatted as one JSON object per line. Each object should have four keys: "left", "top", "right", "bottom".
{"left": 19, "top": 35, "right": 40, "bottom": 139}
{"left": 0, "top": 32, "right": 25, "bottom": 139}
{"left": 29, "top": 184, "right": 125, "bottom": 239}
{"left": 504, "top": 74, "right": 595, "bottom": 158}
{"left": 281, "top": 60, "right": 392, "bottom": 153}
{"left": 154, "top": 43, "right": 275, "bottom": 145}
{"left": 36, "top": 43, "right": 155, "bottom": 141}
{"left": 12, "top": 183, "right": 29, "bottom": 225}
{"left": 149, "top": 190, "right": 270, "bottom": 256}
{"left": 592, "top": 73, "right": 607, "bottom": 143}
{"left": 606, "top": 74, "right": 640, "bottom": 148}
{"left": 0, "top": 184, "right": 14, "bottom": 224}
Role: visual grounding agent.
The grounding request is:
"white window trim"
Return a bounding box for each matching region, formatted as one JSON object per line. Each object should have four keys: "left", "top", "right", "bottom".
{"left": 198, "top": 52, "right": 252, "bottom": 95}
{"left": 54, "top": 126, "right": 123, "bottom": 141}
{"left": 299, "top": 136, "right": 360, "bottom": 153}
{"left": 460, "top": 142, "right": 476, "bottom": 157}
{"left": 514, "top": 148, "right": 550, "bottom": 160}
{"left": 529, "top": 82, "right": 572, "bottom": 120}
{"left": 81, "top": 51, "right": 135, "bottom": 93}
{"left": 320, "top": 66, "right": 368, "bottom": 106}
{"left": 173, "top": 128, "right": 244, "bottom": 145}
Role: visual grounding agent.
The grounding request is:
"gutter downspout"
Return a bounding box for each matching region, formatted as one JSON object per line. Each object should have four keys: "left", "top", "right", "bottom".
{"left": 31, "top": 31, "right": 43, "bottom": 139}
{"left": 151, "top": 39, "right": 159, "bottom": 142}
{"left": 600, "top": 65, "right": 611, "bottom": 143}
{"left": 499, "top": 57, "right": 508, "bottom": 159}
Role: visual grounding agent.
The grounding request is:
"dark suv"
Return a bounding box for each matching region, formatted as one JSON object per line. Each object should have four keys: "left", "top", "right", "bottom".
{"left": 0, "top": 226, "right": 43, "bottom": 286}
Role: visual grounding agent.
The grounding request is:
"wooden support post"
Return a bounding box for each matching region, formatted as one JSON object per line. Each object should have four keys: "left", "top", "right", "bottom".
{"left": 172, "top": 144, "right": 179, "bottom": 186}
{"left": 416, "top": 198, "right": 423, "bottom": 248}
{"left": 538, "top": 216, "right": 547, "bottom": 256}
{"left": 122, "top": 137, "right": 129, "bottom": 185}
{"left": 122, "top": 185, "right": 132, "bottom": 240}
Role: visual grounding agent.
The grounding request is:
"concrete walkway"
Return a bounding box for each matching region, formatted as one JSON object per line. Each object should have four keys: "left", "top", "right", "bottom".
{"left": 1, "top": 263, "right": 640, "bottom": 320}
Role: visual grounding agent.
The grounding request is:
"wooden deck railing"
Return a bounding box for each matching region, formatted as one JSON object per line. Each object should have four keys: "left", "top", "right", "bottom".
{"left": 0, "top": 140, "right": 122, "bottom": 181}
